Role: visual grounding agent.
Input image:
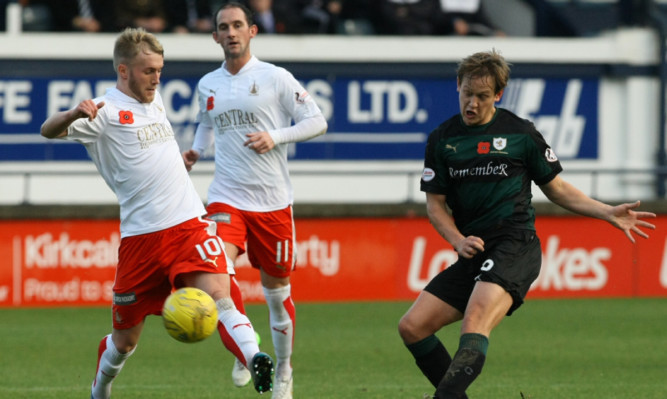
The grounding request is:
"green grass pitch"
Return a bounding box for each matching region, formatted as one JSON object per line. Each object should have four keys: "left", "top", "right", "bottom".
{"left": 1, "top": 298, "right": 666, "bottom": 398}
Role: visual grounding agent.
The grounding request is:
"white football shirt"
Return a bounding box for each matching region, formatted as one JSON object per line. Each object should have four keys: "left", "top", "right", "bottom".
{"left": 195, "top": 56, "right": 324, "bottom": 212}
{"left": 62, "top": 88, "right": 206, "bottom": 237}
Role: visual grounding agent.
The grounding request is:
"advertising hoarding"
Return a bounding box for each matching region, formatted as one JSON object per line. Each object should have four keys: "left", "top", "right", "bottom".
{"left": 1, "top": 215, "right": 664, "bottom": 307}
{"left": 0, "top": 73, "right": 598, "bottom": 161}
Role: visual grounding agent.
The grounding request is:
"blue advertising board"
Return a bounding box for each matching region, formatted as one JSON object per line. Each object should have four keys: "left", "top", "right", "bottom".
{"left": 0, "top": 67, "right": 598, "bottom": 161}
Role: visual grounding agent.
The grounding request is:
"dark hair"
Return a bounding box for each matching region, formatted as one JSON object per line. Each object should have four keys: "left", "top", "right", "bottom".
{"left": 212, "top": 1, "right": 254, "bottom": 31}
{"left": 456, "top": 49, "right": 511, "bottom": 94}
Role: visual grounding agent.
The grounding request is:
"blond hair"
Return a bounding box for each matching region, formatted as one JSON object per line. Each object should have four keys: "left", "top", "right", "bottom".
{"left": 113, "top": 27, "right": 164, "bottom": 72}
{"left": 457, "top": 49, "right": 511, "bottom": 94}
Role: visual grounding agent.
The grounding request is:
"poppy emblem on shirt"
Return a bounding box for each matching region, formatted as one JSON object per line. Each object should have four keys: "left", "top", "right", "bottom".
{"left": 119, "top": 110, "right": 134, "bottom": 124}
{"left": 477, "top": 142, "right": 490, "bottom": 154}
{"left": 206, "top": 96, "right": 215, "bottom": 111}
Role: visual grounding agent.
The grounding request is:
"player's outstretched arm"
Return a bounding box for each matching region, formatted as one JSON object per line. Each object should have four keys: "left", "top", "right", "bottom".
{"left": 539, "top": 175, "right": 656, "bottom": 243}
{"left": 606, "top": 200, "right": 656, "bottom": 243}
{"left": 41, "top": 100, "right": 105, "bottom": 139}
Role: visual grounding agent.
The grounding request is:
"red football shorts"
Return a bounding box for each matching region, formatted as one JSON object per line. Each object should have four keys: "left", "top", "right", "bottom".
{"left": 112, "top": 217, "right": 232, "bottom": 330}
{"left": 205, "top": 203, "right": 296, "bottom": 278}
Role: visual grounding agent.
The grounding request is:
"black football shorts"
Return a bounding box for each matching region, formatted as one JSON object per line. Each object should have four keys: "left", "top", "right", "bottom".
{"left": 424, "top": 230, "right": 542, "bottom": 316}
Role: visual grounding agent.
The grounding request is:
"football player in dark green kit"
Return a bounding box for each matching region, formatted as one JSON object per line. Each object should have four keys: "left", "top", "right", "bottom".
{"left": 398, "top": 49, "right": 657, "bottom": 399}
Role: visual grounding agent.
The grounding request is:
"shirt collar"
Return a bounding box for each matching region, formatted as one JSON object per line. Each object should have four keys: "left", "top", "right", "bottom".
{"left": 222, "top": 55, "right": 258, "bottom": 76}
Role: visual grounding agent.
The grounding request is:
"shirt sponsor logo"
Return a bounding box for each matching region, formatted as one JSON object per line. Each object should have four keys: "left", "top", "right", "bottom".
{"left": 422, "top": 167, "right": 435, "bottom": 182}
{"left": 136, "top": 123, "right": 175, "bottom": 149}
{"left": 113, "top": 292, "right": 137, "bottom": 305}
{"left": 207, "top": 212, "right": 232, "bottom": 224}
{"left": 449, "top": 161, "right": 509, "bottom": 178}
{"left": 214, "top": 109, "right": 259, "bottom": 130}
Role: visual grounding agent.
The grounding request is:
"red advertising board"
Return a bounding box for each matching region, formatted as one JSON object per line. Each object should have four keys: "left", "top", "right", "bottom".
{"left": 1, "top": 216, "right": 666, "bottom": 307}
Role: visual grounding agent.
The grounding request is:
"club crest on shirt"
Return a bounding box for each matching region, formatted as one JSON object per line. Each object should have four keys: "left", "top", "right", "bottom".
{"left": 119, "top": 110, "right": 134, "bottom": 124}
{"left": 249, "top": 81, "right": 259, "bottom": 96}
{"left": 493, "top": 137, "right": 507, "bottom": 151}
{"left": 295, "top": 91, "right": 309, "bottom": 104}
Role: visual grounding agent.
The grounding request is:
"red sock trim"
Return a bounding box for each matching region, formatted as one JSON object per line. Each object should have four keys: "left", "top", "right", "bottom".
{"left": 93, "top": 335, "right": 108, "bottom": 386}
{"left": 217, "top": 320, "right": 246, "bottom": 367}
{"left": 230, "top": 276, "right": 246, "bottom": 315}
{"left": 283, "top": 296, "right": 296, "bottom": 347}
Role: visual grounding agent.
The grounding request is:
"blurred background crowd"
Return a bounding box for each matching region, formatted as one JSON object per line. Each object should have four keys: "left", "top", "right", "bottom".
{"left": 0, "top": 0, "right": 659, "bottom": 37}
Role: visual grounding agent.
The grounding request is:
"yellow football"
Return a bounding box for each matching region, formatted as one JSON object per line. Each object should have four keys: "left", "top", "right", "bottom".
{"left": 162, "top": 287, "right": 218, "bottom": 343}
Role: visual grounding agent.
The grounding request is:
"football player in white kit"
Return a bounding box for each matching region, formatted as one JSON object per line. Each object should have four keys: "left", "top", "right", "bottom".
{"left": 41, "top": 27, "right": 274, "bottom": 398}
{"left": 182, "top": 3, "right": 327, "bottom": 399}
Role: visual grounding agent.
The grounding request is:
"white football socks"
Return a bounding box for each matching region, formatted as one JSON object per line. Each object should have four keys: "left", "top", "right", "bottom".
{"left": 216, "top": 297, "right": 260, "bottom": 366}
{"left": 91, "top": 334, "right": 135, "bottom": 399}
{"left": 264, "top": 285, "right": 295, "bottom": 379}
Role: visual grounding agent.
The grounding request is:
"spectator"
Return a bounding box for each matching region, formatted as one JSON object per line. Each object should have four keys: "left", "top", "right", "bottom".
{"left": 438, "top": 0, "right": 504, "bottom": 36}
{"left": 112, "top": 0, "right": 168, "bottom": 33}
{"left": 0, "top": 0, "right": 10, "bottom": 31}
{"left": 373, "top": 0, "right": 447, "bottom": 35}
{"left": 523, "top": 0, "right": 577, "bottom": 37}
{"left": 298, "top": 0, "right": 342, "bottom": 34}
{"left": 247, "top": 0, "right": 301, "bottom": 34}
{"left": 164, "top": 0, "right": 213, "bottom": 33}
{"left": 333, "top": 0, "right": 375, "bottom": 34}
{"left": 618, "top": 0, "right": 650, "bottom": 27}
{"left": 46, "top": 0, "right": 115, "bottom": 32}
{"left": 17, "top": 0, "right": 52, "bottom": 31}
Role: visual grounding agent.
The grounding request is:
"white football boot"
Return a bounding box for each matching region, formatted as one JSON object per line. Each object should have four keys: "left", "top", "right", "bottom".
{"left": 231, "top": 358, "right": 252, "bottom": 388}
{"left": 271, "top": 374, "right": 293, "bottom": 399}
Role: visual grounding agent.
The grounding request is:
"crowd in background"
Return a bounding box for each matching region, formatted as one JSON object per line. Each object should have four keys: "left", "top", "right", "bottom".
{"left": 0, "top": 0, "right": 655, "bottom": 37}
{"left": 0, "top": 0, "right": 506, "bottom": 36}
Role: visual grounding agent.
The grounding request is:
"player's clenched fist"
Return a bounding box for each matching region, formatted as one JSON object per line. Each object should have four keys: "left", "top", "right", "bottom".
{"left": 75, "top": 100, "right": 105, "bottom": 121}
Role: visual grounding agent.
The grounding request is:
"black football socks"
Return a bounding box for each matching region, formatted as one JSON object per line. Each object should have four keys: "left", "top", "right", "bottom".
{"left": 434, "top": 333, "right": 488, "bottom": 399}
{"left": 406, "top": 334, "right": 452, "bottom": 388}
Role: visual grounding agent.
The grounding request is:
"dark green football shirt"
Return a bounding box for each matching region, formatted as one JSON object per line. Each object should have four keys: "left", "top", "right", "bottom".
{"left": 420, "top": 108, "right": 563, "bottom": 238}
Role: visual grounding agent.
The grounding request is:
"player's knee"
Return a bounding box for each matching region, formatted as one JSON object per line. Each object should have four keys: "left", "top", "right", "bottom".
{"left": 112, "top": 329, "right": 141, "bottom": 354}
{"left": 398, "top": 314, "right": 420, "bottom": 343}
{"left": 112, "top": 338, "right": 138, "bottom": 354}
